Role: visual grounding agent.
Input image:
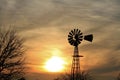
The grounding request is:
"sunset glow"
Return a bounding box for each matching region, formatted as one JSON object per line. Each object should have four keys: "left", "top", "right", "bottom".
{"left": 45, "top": 56, "right": 65, "bottom": 72}
{"left": 1, "top": 0, "right": 120, "bottom": 80}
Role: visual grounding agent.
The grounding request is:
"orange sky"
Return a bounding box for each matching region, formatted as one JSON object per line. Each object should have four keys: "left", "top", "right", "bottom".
{"left": 0, "top": 0, "right": 120, "bottom": 80}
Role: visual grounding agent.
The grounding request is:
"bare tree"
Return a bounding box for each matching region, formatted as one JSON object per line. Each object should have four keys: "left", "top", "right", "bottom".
{"left": 54, "top": 71, "right": 93, "bottom": 80}
{"left": 117, "top": 73, "right": 120, "bottom": 80}
{"left": 0, "top": 27, "right": 26, "bottom": 80}
{"left": 18, "top": 77, "right": 26, "bottom": 80}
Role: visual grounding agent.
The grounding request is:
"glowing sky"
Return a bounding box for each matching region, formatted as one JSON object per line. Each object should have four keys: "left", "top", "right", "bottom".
{"left": 0, "top": 0, "right": 120, "bottom": 80}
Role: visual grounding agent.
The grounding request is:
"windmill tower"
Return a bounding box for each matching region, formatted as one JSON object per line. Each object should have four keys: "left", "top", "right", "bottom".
{"left": 68, "top": 29, "right": 93, "bottom": 80}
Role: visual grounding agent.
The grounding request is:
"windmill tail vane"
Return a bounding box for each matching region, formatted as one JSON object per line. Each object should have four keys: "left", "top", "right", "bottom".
{"left": 84, "top": 34, "right": 93, "bottom": 42}
{"left": 68, "top": 28, "right": 93, "bottom": 80}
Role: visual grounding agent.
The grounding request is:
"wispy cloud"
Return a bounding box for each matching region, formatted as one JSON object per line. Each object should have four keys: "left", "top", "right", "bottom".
{"left": 0, "top": 0, "right": 120, "bottom": 80}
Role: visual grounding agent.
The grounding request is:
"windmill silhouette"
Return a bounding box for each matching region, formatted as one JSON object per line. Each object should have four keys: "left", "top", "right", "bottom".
{"left": 68, "top": 29, "right": 93, "bottom": 80}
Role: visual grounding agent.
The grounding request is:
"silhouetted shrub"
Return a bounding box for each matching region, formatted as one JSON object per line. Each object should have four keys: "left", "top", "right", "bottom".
{"left": 54, "top": 71, "right": 93, "bottom": 80}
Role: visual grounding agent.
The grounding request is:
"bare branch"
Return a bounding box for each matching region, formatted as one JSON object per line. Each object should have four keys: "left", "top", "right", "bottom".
{"left": 0, "top": 27, "right": 26, "bottom": 80}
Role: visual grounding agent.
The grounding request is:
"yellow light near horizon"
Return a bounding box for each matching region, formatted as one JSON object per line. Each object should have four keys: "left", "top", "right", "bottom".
{"left": 45, "top": 56, "right": 65, "bottom": 72}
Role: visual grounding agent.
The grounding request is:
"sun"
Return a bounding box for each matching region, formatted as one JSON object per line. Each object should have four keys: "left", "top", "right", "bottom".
{"left": 45, "top": 56, "right": 65, "bottom": 72}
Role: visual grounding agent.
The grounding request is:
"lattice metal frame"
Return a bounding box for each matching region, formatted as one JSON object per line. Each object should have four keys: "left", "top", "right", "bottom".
{"left": 68, "top": 29, "right": 93, "bottom": 80}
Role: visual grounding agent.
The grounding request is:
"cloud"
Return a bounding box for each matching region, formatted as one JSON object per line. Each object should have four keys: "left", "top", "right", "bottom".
{"left": 0, "top": 0, "right": 120, "bottom": 80}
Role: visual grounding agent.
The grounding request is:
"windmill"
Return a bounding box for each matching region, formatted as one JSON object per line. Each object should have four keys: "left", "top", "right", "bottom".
{"left": 68, "top": 29, "right": 93, "bottom": 80}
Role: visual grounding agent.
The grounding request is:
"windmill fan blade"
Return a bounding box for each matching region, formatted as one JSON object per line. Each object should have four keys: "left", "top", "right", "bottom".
{"left": 70, "top": 41, "right": 74, "bottom": 45}
{"left": 78, "top": 35, "right": 83, "bottom": 38}
{"left": 73, "top": 29, "right": 76, "bottom": 34}
{"left": 76, "top": 29, "right": 79, "bottom": 34}
{"left": 79, "top": 39, "right": 83, "bottom": 41}
{"left": 68, "top": 38, "right": 73, "bottom": 41}
{"left": 69, "top": 32, "right": 73, "bottom": 36}
{"left": 84, "top": 34, "right": 93, "bottom": 42}
{"left": 68, "top": 35, "right": 72, "bottom": 38}
{"left": 71, "top": 30, "right": 74, "bottom": 35}
{"left": 80, "top": 32, "right": 83, "bottom": 35}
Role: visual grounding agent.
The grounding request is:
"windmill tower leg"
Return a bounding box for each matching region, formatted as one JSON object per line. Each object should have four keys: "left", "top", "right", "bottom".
{"left": 68, "top": 29, "right": 93, "bottom": 80}
{"left": 71, "top": 46, "right": 82, "bottom": 80}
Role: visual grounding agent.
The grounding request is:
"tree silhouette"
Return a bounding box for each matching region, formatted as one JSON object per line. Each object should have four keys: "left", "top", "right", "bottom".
{"left": 0, "top": 27, "right": 26, "bottom": 80}
{"left": 18, "top": 77, "right": 26, "bottom": 80}
{"left": 54, "top": 71, "right": 93, "bottom": 80}
{"left": 117, "top": 73, "right": 120, "bottom": 80}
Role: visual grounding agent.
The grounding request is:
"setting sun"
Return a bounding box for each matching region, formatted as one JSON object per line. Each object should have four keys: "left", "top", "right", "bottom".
{"left": 45, "top": 56, "right": 65, "bottom": 72}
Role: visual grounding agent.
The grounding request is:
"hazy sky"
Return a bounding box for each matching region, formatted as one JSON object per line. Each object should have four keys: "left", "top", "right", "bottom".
{"left": 0, "top": 0, "right": 120, "bottom": 80}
